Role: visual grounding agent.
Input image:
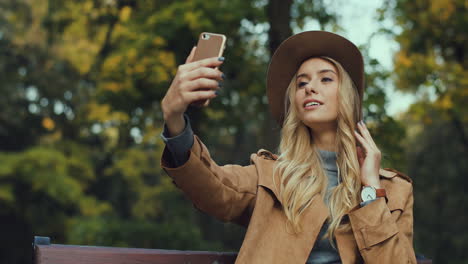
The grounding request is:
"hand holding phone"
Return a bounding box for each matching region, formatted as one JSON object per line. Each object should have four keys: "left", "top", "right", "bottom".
{"left": 190, "top": 32, "right": 226, "bottom": 107}
{"left": 161, "top": 33, "right": 226, "bottom": 134}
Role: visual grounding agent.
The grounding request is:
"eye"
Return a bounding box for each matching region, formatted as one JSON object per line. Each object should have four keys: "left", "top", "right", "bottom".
{"left": 321, "top": 77, "right": 333, "bottom": 82}
{"left": 297, "top": 81, "right": 308, "bottom": 87}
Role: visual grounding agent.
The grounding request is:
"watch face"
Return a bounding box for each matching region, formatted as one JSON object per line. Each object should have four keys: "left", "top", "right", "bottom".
{"left": 361, "top": 186, "right": 377, "bottom": 201}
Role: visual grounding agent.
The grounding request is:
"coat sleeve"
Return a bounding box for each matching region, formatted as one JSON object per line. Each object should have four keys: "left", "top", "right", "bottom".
{"left": 348, "top": 176, "right": 417, "bottom": 264}
{"left": 161, "top": 134, "right": 258, "bottom": 227}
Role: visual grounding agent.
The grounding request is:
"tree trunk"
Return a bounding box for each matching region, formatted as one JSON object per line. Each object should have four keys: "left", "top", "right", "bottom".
{"left": 263, "top": 0, "right": 293, "bottom": 152}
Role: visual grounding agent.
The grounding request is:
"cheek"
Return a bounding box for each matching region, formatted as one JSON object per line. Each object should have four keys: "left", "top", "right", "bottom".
{"left": 294, "top": 92, "right": 303, "bottom": 112}
{"left": 326, "top": 87, "right": 340, "bottom": 113}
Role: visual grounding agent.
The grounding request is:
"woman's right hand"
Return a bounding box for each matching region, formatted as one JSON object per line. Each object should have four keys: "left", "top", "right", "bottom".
{"left": 161, "top": 47, "right": 224, "bottom": 136}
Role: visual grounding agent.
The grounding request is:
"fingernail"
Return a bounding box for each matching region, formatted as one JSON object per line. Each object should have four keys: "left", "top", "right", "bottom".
{"left": 221, "top": 73, "right": 226, "bottom": 79}
{"left": 218, "top": 57, "right": 225, "bottom": 61}
{"left": 215, "top": 90, "right": 219, "bottom": 95}
{"left": 218, "top": 81, "right": 223, "bottom": 88}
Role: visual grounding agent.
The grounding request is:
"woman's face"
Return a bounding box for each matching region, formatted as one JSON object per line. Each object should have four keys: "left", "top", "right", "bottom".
{"left": 294, "top": 58, "right": 339, "bottom": 129}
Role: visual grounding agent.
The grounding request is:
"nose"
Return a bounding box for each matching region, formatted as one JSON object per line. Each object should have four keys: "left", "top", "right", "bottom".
{"left": 305, "top": 83, "right": 317, "bottom": 94}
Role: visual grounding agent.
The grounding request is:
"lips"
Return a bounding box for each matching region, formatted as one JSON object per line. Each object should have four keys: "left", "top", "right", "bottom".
{"left": 303, "top": 99, "right": 324, "bottom": 108}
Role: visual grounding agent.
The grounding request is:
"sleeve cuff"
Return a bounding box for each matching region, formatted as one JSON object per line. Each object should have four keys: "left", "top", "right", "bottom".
{"left": 360, "top": 198, "right": 377, "bottom": 207}
{"left": 160, "top": 113, "right": 194, "bottom": 167}
{"left": 349, "top": 197, "right": 399, "bottom": 249}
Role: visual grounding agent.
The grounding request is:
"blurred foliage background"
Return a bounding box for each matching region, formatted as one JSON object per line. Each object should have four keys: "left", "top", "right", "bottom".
{"left": 0, "top": 0, "right": 466, "bottom": 263}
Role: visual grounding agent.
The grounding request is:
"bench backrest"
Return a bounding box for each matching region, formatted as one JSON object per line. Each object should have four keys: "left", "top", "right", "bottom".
{"left": 34, "top": 236, "right": 236, "bottom": 264}
{"left": 33, "top": 236, "right": 432, "bottom": 264}
{"left": 35, "top": 245, "right": 237, "bottom": 264}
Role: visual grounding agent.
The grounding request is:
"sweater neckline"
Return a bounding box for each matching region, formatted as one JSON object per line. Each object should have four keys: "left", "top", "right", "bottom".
{"left": 318, "top": 149, "right": 337, "bottom": 172}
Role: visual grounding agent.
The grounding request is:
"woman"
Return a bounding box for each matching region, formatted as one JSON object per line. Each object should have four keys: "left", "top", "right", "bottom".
{"left": 160, "top": 31, "right": 416, "bottom": 264}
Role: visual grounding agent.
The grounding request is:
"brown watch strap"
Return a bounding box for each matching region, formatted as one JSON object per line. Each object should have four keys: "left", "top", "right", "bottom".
{"left": 363, "top": 185, "right": 387, "bottom": 198}
{"left": 376, "top": 188, "right": 386, "bottom": 198}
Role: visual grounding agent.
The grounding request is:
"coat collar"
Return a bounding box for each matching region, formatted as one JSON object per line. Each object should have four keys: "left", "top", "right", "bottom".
{"left": 252, "top": 149, "right": 406, "bottom": 201}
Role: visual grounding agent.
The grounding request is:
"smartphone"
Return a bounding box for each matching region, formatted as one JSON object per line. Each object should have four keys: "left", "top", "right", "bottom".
{"left": 193, "top": 32, "right": 226, "bottom": 62}
{"left": 191, "top": 32, "right": 226, "bottom": 107}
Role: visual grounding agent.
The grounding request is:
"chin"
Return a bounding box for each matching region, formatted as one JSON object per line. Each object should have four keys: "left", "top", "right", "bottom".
{"left": 301, "top": 116, "right": 337, "bottom": 128}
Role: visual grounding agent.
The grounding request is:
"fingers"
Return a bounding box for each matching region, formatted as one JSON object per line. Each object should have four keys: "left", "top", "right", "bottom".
{"left": 170, "top": 51, "right": 224, "bottom": 110}
{"left": 356, "top": 121, "right": 378, "bottom": 149}
{"left": 185, "top": 46, "right": 196, "bottom": 64}
{"left": 182, "top": 67, "right": 224, "bottom": 82}
{"left": 191, "top": 97, "right": 213, "bottom": 108}
{"left": 356, "top": 146, "right": 365, "bottom": 166}
{"left": 354, "top": 129, "right": 370, "bottom": 151}
{"left": 180, "top": 56, "right": 224, "bottom": 72}
{"left": 181, "top": 78, "right": 220, "bottom": 92}
{"left": 354, "top": 121, "right": 381, "bottom": 158}
{"left": 186, "top": 89, "right": 218, "bottom": 103}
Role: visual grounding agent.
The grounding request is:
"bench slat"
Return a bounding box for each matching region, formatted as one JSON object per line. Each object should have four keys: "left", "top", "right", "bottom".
{"left": 35, "top": 244, "right": 237, "bottom": 264}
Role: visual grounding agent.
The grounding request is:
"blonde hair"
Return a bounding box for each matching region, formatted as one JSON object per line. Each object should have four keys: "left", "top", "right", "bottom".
{"left": 272, "top": 56, "right": 362, "bottom": 248}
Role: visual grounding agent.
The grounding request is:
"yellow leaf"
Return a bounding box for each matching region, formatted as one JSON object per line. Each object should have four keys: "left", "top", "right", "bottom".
{"left": 134, "top": 64, "right": 146, "bottom": 74}
{"left": 87, "top": 102, "right": 129, "bottom": 123}
{"left": 127, "top": 48, "right": 138, "bottom": 62}
{"left": 0, "top": 185, "right": 14, "bottom": 203}
{"left": 79, "top": 197, "right": 112, "bottom": 216}
{"left": 42, "top": 117, "right": 55, "bottom": 130}
{"left": 395, "top": 51, "right": 412, "bottom": 68}
{"left": 87, "top": 102, "right": 111, "bottom": 121}
{"left": 83, "top": 1, "right": 93, "bottom": 12}
{"left": 158, "top": 51, "right": 176, "bottom": 69}
{"left": 430, "top": 0, "right": 455, "bottom": 21}
{"left": 104, "top": 127, "right": 119, "bottom": 148}
{"left": 102, "top": 55, "right": 123, "bottom": 72}
{"left": 154, "top": 65, "right": 169, "bottom": 82}
{"left": 423, "top": 116, "right": 432, "bottom": 125}
{"left": 439, "top": 95, "right": 453, "bottom": 109}
{"left": 102, "top": 82, "right": 123, "bottom": 92}
{"left": 119, "top": 6, "right": 132, "bottom": 22}
{"left": 153, "top": 36, "right": 166, "bottom": 47}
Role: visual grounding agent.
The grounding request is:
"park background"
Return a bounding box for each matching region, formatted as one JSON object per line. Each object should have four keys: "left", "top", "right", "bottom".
{"left": 0, "top": 0, "right": 467, "bottom": 263}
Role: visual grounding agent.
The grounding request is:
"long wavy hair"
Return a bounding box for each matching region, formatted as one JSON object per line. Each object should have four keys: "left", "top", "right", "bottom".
{"left": 272, "top": 56, "right": 362, "bottom": 248}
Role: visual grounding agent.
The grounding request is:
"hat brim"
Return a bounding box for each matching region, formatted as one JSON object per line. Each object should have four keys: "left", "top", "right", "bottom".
{"left": 266, "top": 31, "right": 364, "bottom": 126}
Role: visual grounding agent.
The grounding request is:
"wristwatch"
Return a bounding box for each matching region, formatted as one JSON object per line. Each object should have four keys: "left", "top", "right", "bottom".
{"left": 360, "top": 185, "right": 387, "bottom": 207}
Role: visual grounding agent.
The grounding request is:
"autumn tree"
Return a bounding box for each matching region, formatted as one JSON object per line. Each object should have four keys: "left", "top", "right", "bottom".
{"left": 381, "top": 0, "right": 468, "bottom": 262}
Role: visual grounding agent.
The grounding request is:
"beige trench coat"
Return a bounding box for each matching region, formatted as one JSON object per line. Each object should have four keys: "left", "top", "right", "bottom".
{"left": 161, "top": 135, "right": 417, "bottom": 264}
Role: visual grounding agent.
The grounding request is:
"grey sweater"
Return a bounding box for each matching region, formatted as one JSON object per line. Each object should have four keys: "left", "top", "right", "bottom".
{"left": 160, "top": 114, "right": 342, "bottom": 263}
{"left": 308, "top": 149, "right": 341, "bottom": 264}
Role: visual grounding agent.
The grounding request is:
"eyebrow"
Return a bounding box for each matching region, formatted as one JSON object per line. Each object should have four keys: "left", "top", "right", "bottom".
{"left": 296, "top": 69, "right": 337, "bottom": 79}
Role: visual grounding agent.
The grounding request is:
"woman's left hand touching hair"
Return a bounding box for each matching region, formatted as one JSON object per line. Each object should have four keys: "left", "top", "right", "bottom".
{"left": 354, "top": 120, "right": 382, "bottom": 188}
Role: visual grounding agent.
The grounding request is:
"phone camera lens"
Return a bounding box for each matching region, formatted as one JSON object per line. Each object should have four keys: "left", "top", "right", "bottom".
{"left": 202, "top": 33, "right": 210, "bottom": 40}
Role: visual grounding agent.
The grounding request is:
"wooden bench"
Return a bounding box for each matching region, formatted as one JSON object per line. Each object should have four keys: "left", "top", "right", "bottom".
{"left": 33, "top": 236, "right": 432, "bottom": 264}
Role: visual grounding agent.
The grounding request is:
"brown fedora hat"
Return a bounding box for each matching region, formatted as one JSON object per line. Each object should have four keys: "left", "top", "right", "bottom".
{"left": 266, "top": 30, "right": 364, "bottom": 126}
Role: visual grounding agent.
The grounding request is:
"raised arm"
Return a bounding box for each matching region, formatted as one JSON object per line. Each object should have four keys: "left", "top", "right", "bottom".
{"left": 160, "top": 48, "right": 257, "bottom": 226}
{"left": 161, "top": 134, "right": 258, "bottom": 227}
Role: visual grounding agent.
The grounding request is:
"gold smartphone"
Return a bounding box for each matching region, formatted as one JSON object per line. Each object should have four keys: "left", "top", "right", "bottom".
{"left": 191, "top": 32, "right": 226, "bottom": 107}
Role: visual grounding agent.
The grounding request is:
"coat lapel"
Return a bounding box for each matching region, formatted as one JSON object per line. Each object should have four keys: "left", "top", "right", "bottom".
{"left": 253, "top": 152, "right": 330, "bottom": 263}
{"left": 298, "top": 193, "right": 330, "bottom": 261}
